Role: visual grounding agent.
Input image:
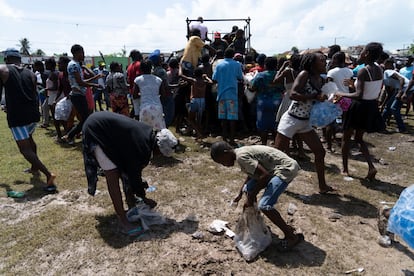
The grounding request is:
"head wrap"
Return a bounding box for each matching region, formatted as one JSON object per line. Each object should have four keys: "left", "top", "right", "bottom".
{"left": 4, "top": 48, "right": 21, "bottom": 58}
{"left": 156, "top": 129, "right": 178, "bottom": 157}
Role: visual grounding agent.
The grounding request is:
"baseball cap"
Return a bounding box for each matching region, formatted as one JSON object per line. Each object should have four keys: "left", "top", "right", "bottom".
{"left": 4, "top": 48, "right": 21, "bottom": 59}
{"left": 98, "top": 61, "right": 106, "bottom": 67}
{"left": 256, "top": 53, "right": 266, "bottom": 63}
{"left": 214, "top": 32, "right": 221, "bottom": 39}
{"left": 148, "top": 49, "right": 161, "bottom": 63}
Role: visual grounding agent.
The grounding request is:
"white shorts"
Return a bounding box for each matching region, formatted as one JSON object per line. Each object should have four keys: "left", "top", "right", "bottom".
{"left": 277, "top": 112, "right": 313, "bottom": 139}
{"left": 94, "top": 145, "right": 117, "bottom": 171}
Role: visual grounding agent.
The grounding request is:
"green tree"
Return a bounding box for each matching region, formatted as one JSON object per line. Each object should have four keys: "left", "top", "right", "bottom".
{"left": 18, "top": 38, "right": 31, "bottom": 55}
{"left": 409, "top": 44, "right": 414, "bottom": 55}
{"left": 34, "top": 49, "right": 45, "bottom": 56}
{"left": 291, "top": 46, "right": 299, "bottom": 54}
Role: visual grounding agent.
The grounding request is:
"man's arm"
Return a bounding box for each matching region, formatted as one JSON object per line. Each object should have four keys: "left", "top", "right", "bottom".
{"left": 244, "top": 163, "right": 272, "bottom": 208}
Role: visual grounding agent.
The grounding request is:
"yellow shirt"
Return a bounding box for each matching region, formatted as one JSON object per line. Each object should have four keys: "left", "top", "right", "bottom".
{"left": 181, "top": 36, "right": 205, "bottom": 68}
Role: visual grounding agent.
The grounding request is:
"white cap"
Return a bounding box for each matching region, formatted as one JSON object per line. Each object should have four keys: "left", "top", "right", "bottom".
{"left": 156, "top": 129, "right": 178, "bottom": 157}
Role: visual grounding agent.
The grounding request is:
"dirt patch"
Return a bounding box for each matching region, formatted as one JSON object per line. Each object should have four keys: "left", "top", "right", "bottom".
{"left": 1, "top": 121, "right": 414, "bottom": 275}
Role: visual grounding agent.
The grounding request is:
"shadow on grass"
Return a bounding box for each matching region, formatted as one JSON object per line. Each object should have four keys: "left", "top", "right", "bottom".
{"left": 260, "top": 233, "right": 326, "bottom": 267}
{"left": 285, "top": 190, "right": 378, "bottom": 219}
{"left": 95, "top": 214, "right": 199, "bottom": 248}
{"left": 0, "top": 175, "right": 58, "bottom": 202}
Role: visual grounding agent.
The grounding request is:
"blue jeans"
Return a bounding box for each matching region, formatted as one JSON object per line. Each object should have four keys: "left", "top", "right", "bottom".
{"left": 244, "top": 176, "right": 288, "bottom": 211}
{"left": 382, "top": 93, "right": 405, "bottom": 132}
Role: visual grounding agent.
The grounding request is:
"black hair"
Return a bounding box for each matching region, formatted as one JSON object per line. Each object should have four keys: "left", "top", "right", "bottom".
{"left": 168, "top": 58, "right": 179, "bottom": 69}
{"left": 141, "top": 60, "right": 152, "bottom": 74}
{"left": 70, "top": 44, "right": 83, "bottom": 55}
{"left": 210, "top": 141, "right": 233, "bottom": 162}
{"left": 224, "top": 48, "right": 235, "bottom": 59}
{"left": 201, "top": 53, "right": 210, "bottom": 63}
{"left": 332, "top": 51, "right": 345, "bottom": 64}
{"left": 109, "top": 61, "right": 120, "bottom": 72}
{"left": 58, "top": 56, "right": 70, "bottom": 65}
{"left": 33, "top": 60, "right": 44, "bottom": 72}
{"left": 264, "top": 57, "right": 277, "bottom": 71}
{"left": 245, "top": 54, "right": 254, "bottom": 64}
{"left": 300, "top": 51, "right": 323, "bottom": 72}
{"left": 45, "top": 58, "right": 56, "bottom": 69}
{"left": 364, "top": 42, "right": 383, "bottom": 62}
{"left": 328, "top": 44, "right": 341, "bottom": 58}
{"left": 290, "top": 54, "right": 301, "bottom": 71}
{"left": 130, "top": 50, "right": 143, "bottom": 62}
{"left": 215, "top": 49, "right": 224, "bottom": 59}
{"left": 194, "top": 67, "right": 203, "bottom": 77}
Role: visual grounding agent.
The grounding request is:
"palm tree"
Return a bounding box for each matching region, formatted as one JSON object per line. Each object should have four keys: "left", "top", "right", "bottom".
{"left": 18, "top": 38, "right": 31, "bottom": 55}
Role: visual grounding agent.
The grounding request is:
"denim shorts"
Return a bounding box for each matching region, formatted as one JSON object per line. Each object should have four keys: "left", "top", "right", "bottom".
{"left": 244, "top": 176, "right": 288, "bottom": 210}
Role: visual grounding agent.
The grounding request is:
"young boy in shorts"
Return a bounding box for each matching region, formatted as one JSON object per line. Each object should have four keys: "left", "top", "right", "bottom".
{"left": 210, "top": 141, "right": 304, "bottom": 251}
{"left": 181, "top": 67, "right": 213, "bottom": 140}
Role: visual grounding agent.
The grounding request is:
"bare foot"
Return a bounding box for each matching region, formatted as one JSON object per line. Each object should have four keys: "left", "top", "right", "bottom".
{"left": 47, "top": 173, "right": 56, "bottom": 186}
{"left": 366, "top": 169, "right": 377, "bottom": 181}
{"left": 319, "top": 186, "right": 338, "bottom": 195}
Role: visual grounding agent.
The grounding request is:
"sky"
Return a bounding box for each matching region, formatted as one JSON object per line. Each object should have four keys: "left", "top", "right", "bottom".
{"left": 0, "top": 0, "right": 413, "bottom": 57}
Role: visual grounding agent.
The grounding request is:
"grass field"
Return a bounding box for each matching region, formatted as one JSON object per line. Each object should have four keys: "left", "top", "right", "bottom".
{"left": 0, "top": 110, "right": 414, "bottom": 275}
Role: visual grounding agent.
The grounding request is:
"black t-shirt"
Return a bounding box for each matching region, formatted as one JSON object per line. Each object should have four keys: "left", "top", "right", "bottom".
{"left": 82, "top": 112, "right": 156, "bottom": 196}
{"left": 3, "top": 65, "right": 40, "bottom": 127}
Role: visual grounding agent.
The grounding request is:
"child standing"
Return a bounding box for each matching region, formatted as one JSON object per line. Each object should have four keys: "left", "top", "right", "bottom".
{"left": 181, "top": 67, "right": 213, "bottom": 140}
{"left": 210, "top": 141, "right": 304, "bottom": 251}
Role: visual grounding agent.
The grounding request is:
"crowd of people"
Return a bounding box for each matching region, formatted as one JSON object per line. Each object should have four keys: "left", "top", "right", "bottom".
{"left": 1, "top": 21, "right": 413, "bottom": 248}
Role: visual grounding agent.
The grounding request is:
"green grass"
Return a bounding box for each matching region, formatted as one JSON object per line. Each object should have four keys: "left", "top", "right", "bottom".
{"left": 1, "top": 110, "right": 414, "bottom": 275}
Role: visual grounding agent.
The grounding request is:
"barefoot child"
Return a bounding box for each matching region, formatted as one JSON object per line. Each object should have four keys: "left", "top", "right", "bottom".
{"left": 180, "top": 67, "right": 213, "bottom": 140}
{"left": 210, "top": 141, "right": 304, "bottom": 251}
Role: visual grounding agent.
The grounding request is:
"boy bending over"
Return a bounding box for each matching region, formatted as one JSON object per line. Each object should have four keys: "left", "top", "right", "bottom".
{"left": 210, "top": 141, "right": 304, "bottom": 251}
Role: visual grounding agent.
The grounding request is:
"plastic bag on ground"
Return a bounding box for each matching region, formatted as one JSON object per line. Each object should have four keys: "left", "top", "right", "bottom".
{"left": 54, "top": 97, "right": 72, "bottom": 121}
{"left": 234, "top": 205, "right": 272, "bottom": 261}
{"left": 126, "top": 203, "right": 166, "bottom": 231}
{"left": 387, "top": 184, "right": 414, "bottom": 249}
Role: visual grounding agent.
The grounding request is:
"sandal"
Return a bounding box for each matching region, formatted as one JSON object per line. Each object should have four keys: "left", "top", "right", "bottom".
{"left": 276, "top": 233, "right": 304, "bottom": 252}
{"left": 120, "top": 226, "right": 145, "bottom": 237}
{"left": 43, "top": 184, "right": 57, "bottom": 193}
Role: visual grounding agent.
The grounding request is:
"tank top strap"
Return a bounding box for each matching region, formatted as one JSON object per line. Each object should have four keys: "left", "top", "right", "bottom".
{"left": 365, "top": 66, "right": 373, "bottom": 81}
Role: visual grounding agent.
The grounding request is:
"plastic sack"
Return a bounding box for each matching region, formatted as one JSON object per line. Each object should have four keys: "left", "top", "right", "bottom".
{"left": 54, "top": 97, "right": 72, "bottom": 121}
{"left": 321, "top": 81, "right": 338, "bottom": 101}
{"left": 309, "top": 101, "right": 342, "bottom": 127}
{"left": 243, "top": 72, "right": 257, "bottom": 104}
{"left": 234, "top": 205, "right": 272, "bottom": 261}
{"left": 387, "top": 184, "right": 414, "bottom": 249}
{"left": 126, "top": 203, "right": 166, "bottom": 231}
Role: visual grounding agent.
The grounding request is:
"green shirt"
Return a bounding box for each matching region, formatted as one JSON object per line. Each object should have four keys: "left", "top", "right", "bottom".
{"left": 235, "top": 145, "right": 299, "bottom": 183}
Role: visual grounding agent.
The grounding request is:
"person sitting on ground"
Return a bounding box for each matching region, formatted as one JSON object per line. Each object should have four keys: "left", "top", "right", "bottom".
{"left": 0, "top": 48, "right": 57, "bottom": 192}
{"left": 82, "top": 111, "right": 178, "bottom": 236}
{"left": 210, "top": 141, "right": 303, "bottom": 252}
{"left": 180, "top": 67, "right": 213, "bottom": 140}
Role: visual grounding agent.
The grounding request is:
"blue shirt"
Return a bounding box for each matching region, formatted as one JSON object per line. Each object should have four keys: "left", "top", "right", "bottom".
{"left": 251, "top": 70, "right": 283, "bottom": 101}
{"left": 212, "top": 58, "right": 243, "bottom": 101}
{"left": 67, "top": 60, "right": 86, "bottom": 95}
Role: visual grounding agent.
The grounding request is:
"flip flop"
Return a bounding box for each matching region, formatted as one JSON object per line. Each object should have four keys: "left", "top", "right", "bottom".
{"left": 121, "top": 226, "right": 145, "bottom": 237}
{"left": 276, "top": 233, "right": 304, "bottom": 252}
{"left": 319, "top": 186, "right": 338, "bottom": 195}
{"left": 43, "top": 184, "right": 57, "bottom": 193}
